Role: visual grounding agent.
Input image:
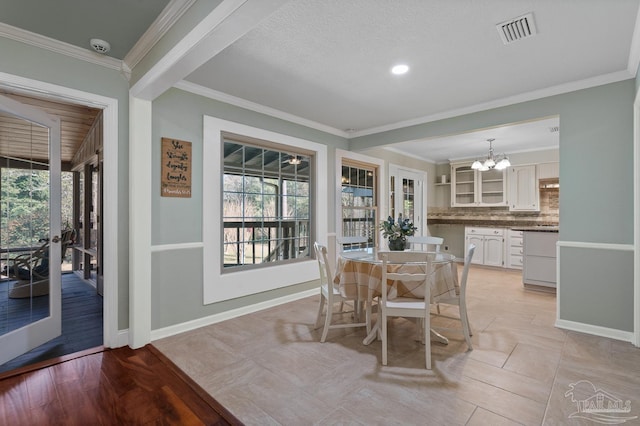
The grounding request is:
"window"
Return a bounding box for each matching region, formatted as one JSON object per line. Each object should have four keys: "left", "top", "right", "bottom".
{"left": 203, "top": 116, "right": 326, "bottom": 304}
{"left": 341, "top": 163, "right": 377, "bottom": 249}
{"left": 222, "top": 135, "right": 313, "bottom": 270}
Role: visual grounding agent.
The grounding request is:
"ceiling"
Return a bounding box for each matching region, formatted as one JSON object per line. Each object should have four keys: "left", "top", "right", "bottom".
{"left": 0, "top": 92, "right": 101, "bottom": 164}
{"left": 0, "top": 0, "right": 638, "bottom": 163}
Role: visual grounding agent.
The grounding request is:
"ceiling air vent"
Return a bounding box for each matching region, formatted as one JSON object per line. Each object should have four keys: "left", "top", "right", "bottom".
{"left": 496, "top": 13, "right": 537, "bottom": 45}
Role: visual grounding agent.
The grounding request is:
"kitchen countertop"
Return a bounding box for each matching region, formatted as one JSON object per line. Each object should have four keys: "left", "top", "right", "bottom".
{"left": 511, "top": 226, "right": 559, "bottom": 232}
{"left": 427, "top": 208, "right": 558, "bottom": 228}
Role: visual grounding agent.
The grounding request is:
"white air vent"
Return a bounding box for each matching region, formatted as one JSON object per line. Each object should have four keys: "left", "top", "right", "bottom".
{"left": 496, "top": 13, "right": 537, "bottom": 45}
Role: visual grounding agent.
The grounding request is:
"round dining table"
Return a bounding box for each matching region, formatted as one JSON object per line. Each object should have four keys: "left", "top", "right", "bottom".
{"left": 333, "top": 249, "right": 458, "bottom": 345}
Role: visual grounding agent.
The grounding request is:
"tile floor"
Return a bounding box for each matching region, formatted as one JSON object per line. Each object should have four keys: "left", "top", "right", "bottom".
{"left": 154, "top": 266, "right": 640, "bottom": 425}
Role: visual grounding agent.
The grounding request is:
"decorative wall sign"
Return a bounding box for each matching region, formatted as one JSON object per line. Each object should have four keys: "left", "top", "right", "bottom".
{"left": 161, "top": 137, "right": 192, "bottom": 198}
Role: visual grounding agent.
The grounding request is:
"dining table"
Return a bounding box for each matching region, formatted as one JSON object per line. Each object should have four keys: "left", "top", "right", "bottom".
{"left": 333, "top": 248, "right": 458, "bottom": 345}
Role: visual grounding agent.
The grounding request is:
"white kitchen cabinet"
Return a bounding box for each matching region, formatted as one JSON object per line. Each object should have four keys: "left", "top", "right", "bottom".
{"left": 508, "top": 165, "right": 539, "bottom": 212}
{"left": 506, "top": 229, "right": 524, "bottom": 269}
{"left": 523, "top": 231, "right": 559, "bottom": 288}
{"left": 537, "top": 162, "right": 559, "bottom": 179}
{"left": 451, "top": 162, "right": 506, "bottom": 207}
{"left": 465, "top": 227, "right": 504, "bottom": 267}
{"left": 451, "top": 163, "right": 476, "bottom": 206}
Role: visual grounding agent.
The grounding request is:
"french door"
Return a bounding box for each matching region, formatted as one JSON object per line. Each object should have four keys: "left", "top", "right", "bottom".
{"left": 0, "top": 94, "right": 62, "bottom": 365}
{"left": 389, "top": 166, "right": 425, "bottom": 234}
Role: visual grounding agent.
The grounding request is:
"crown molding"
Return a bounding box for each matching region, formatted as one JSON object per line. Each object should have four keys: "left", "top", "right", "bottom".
{"left": 175, "top": 80, "right": 349, "bottom": 138}
{"left": 627, "top": 2, "right": 640, "bottom": 76}
{"left": 350, "top": 69, "right": 634, "bottom": 139}
{"left": 123, "top": 0, "right": 197, "bottom": 71}
{"left": 0, "top": 22, "right": 123, "bottom": 72}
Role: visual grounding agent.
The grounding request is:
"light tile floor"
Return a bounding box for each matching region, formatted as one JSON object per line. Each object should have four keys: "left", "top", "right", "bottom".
{"left": 154, "top": 266, "right": 640, "bottom": 425}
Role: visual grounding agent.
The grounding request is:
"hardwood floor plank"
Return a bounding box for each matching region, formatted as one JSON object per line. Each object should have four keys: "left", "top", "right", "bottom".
{"left": 159, "top": 385, "right": 206, "bottom": 426}
{"left": 24, "top": 369, "right": 57, "bottom": 407}
{"left": 0, "top": 345, "right": 241, "bottom": 425}
{"left": 29, "top": 401, "right": 67, "bottom": 426}
{"left": 0, "top": 375, "right": 33, "bottom": 426}
{"left": 147, "top": 345, "right": 244, "bottom": 426}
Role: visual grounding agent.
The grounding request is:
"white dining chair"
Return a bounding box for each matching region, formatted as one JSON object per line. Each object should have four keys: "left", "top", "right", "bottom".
{"left": 406, "top": 235, "right": 444, "bottom": 252}
{"left": 432, "top": 244, "right": 475, "bottom": 349}
{"left": 314, "top": 242, "right": 367, "bottom": 342}
{"left": 378, "top": 250, "right": 433, "bottom": 369}
{"left": 338, "top": 235, "right": 369, "bottom": 252}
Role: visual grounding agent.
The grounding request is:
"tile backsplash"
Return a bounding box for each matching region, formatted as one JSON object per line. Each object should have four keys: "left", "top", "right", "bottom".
{"left": 540, "top": 187, "right": 559, "bottom": 213}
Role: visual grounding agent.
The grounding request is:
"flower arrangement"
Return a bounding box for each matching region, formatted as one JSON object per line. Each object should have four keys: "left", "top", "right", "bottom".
{"left": 380, "top": 215, "right": 417, "bottom": 241}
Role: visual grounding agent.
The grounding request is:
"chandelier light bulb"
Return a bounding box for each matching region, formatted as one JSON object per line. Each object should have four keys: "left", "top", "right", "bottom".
{"left": 474, "top": 138, "right": 508, "bottom": 172}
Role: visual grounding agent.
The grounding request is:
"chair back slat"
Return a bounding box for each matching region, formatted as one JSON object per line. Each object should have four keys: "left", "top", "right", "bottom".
{"left": 378, "top": 251, "right": 432, "bottom": 305}
{"left": 406, "top": 236, "right": 443, "bottom": 252}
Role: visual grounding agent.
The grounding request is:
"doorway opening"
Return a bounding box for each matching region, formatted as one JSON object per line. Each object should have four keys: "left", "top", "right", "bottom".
{"left": 0, "top": 90, "right": 104, "bottom": 373}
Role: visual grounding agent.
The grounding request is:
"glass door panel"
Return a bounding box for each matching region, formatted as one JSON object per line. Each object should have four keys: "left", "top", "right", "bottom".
{"left": 0, "top": 95, "right": 62, "bottom": 365}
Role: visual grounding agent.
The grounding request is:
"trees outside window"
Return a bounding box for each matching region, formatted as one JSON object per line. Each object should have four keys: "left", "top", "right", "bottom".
{"left": 222, "top": 139, "right": 312, "bottom": 269}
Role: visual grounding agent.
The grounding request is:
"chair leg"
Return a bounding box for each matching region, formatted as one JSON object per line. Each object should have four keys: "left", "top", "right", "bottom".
{"left": 381, "top": 311, "right": 388, "bottom": 366}
{"left": 320, "top": 301, "right": 333, "bottom": 343}
{"left": 314, "top": 293, "right": 326, "bottom": 329}
{"left": 460, "top": 303, "right": 473, "bottom": 350}
{"left": 424, "top": 314, "right": 431, "bottom": 369}
{"left": 365, "top": 299, "right": 372, "bottom": 334}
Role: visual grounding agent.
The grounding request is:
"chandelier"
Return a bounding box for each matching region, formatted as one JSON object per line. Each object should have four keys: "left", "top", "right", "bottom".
{"left": 471, "top": 138, "right": 511, "bottom": 171}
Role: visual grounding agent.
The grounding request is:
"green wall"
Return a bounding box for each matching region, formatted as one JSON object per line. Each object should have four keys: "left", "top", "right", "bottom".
{"left": 0, "top": 37, "right": 132, "bottom": 330}
{"left": 2, "top": 31, "right": 635, "bottom": 337}
{"left": 150, "top": 88, "right": 347, "bottom": 329}
{"left": 351, "top": 80, "right": 635, "bottom": 331}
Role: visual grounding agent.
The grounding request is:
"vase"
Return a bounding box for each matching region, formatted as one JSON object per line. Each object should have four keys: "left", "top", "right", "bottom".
{"left": 388, "top": 238, "right": 406, "bottom": 251}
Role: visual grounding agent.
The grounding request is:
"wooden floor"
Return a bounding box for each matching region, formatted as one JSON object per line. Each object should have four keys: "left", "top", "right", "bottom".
{"left": 0, "top": 273, "right": 103, "bottom": 373}
{"left": 0, "top": 345, "right": 242, "bottom": 425}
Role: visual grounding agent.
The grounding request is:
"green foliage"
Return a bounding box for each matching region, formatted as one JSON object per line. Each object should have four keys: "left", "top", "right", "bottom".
{"left": 380, "top": 215, "right": 417, "bottom": 241}
{"left": 1, "top": 168, "right": 74, "bottom": 249}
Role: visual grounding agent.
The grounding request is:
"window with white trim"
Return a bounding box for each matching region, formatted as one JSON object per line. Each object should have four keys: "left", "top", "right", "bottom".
{"left": 340, "top": 162, "right": 377, "bottom": 250}
{"left": 222, "top": 134, "right": 313, "bottom": 270}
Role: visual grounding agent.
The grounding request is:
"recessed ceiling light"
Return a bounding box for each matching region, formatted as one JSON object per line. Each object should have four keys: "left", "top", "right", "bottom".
{"left": 391, "top": 64, "right": 409, "bottom": 75}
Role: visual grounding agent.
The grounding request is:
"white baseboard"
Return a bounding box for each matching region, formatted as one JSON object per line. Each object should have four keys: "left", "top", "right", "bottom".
{"left": 150, "top": 288, "right": 318, "bottom": 341}
{"left": 555, "top": 319, "right": 634, "bottom": 343}
{"left": 111, "top": 329, "right": 129, "bottom": 348}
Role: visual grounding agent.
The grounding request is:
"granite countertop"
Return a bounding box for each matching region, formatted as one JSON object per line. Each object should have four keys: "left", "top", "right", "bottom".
{"left": 511, "top": 226, "right": 559, "bottom": 232}
{"left": 427, "top": 208, "right": 559, "bottom": 228}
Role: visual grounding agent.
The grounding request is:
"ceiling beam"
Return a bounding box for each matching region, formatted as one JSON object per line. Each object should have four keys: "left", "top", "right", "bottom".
{"left": 130, "top": 0, "right": 288, "bottom": 101}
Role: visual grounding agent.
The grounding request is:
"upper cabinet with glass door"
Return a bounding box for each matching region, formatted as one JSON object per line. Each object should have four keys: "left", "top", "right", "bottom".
{"left": 451, "top": 162, "right": 507, "bottom": 207}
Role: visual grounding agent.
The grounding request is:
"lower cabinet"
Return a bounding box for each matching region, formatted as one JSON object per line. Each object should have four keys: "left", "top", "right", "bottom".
{"left": 465, "top": 227, "right": 504, "bottom": 267}
{"left": 506, "top": 229, "right": 524, "bottom": 269}
{"left": 523, "top": 231, "right": 559, "bottom": 288}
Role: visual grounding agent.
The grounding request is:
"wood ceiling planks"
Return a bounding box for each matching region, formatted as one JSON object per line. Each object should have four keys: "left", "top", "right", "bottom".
{"left": 0, "top": 92, "right": 101, "bottom": 163}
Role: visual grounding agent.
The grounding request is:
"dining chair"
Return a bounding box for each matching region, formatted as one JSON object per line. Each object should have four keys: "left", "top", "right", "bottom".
{"left": 314, "top": 242, "right": 367, "bottom": 342}
{"left": 378, "top": 250, "right": 433, "bottom": 369}
{"left": 406, "top": 235, "right": 444, "bottom": 252}
{"left": 432, "top": 244, "right": 476, "bottom": 349}
{"left": 338, "top": 236, "right": 369, "bottom": 252}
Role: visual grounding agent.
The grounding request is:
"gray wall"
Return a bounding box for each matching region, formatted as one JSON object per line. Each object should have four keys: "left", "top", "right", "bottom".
{"left": 0, "top": 37, "right": 132, "bottom": 329}
{"left": 351, "top": 80, "right": 635, "bottom": 332}
{"left": 150, "top": 88, "right": 348, "bottom": 329}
